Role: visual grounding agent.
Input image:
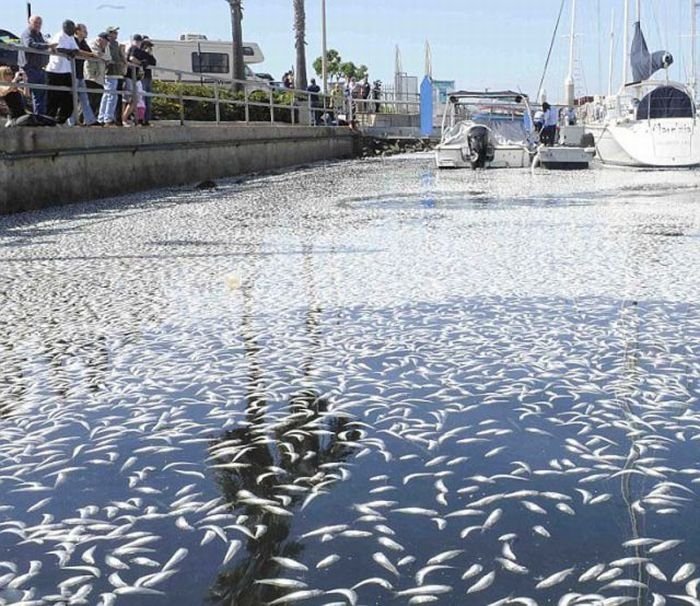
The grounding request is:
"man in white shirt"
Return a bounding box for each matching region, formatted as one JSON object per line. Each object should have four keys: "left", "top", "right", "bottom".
{"left": 45, "top": 20, "right": 80, "bottom": 124}
{"left": 540, "top": 102, "right": 559, "bottom": 146}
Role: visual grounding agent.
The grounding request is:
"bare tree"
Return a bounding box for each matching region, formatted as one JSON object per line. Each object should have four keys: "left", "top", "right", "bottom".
{"left": 226, "top": 0, "right": 246, "bottom": 92}
{"left": 293, "top": 0, "right": 308, "bottom": 90}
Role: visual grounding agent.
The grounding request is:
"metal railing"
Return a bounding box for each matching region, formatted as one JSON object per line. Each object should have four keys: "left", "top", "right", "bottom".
{"left": 1, "top": 41, "right": 420, "bottom": 128}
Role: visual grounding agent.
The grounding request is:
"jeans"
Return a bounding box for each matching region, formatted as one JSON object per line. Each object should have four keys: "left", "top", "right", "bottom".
{"left": 24, "top": 65, "right": 46, "bottom": 115}
{"left": 142, "top": 77, "right": 152, "bottom": 123}
{"left": 98, "top": 77, "right": 119, "bottom": 124}
{"left": 85, "top": 80, "right": 103, "bottom": 117}
{"left": 67, "top": 79, "right": 97, "bottom": 126}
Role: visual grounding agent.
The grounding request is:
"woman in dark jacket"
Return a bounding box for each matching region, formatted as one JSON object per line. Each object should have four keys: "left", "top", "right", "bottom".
{"left": 0, "top": 66, "right": 27, "bottom": 125}
{"left": 1, "top": 65, "right": 55, "bottom": 126}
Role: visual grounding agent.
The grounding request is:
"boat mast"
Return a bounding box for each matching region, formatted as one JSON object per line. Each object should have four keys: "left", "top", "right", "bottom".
{"left": 692, "top": 0, "right": 697, "bottom": 98}
{"left": 622, "top": 0, "right": 630, "bottom": 86}
{"left": 608, "top": 9, "right": 615, "bottom": 96}
{"left": 565, "top": 0, "right": 576, "bottom": 106}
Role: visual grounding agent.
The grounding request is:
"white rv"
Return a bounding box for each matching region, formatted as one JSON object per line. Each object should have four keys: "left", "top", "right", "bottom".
{"left": 150, "top": 34, "right": 267, "bottom": 84}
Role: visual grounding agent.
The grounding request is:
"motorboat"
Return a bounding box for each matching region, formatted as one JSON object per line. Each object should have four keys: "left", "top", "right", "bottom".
{"left": 533, "top": 125, "right": 596, "bottom": 170}
{"left": 435, "top": 91, "right": 535, "bottom": 169}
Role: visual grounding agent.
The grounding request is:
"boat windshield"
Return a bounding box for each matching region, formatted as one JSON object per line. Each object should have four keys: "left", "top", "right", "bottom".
{"left": 635, "top": 86, "right": 694, "bottom": 120}
{"left": 451, "top": 102, "right": 530, "bottom": 144}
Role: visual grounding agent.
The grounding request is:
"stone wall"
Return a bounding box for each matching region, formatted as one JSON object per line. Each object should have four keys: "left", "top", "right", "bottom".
{"left": 0, "top": 124, "right": 357, "bottom": 214}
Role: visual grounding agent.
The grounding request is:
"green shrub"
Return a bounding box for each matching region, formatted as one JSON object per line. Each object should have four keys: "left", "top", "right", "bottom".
{"left": 151, "top": 81, "right": 302, "bottom": 123}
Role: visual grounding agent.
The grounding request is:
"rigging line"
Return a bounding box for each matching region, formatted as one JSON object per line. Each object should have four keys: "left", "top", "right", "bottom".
{"left": 536, "top": 0, "right": 567, "bottom": 103}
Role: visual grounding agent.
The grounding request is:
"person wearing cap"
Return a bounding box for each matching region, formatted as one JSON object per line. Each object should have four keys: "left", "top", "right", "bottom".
{"left": 127, "top": 35, "right": 156, "bottom": 125}
{"left": 98, "top": 26, "right": 126, "bottom": 125}
{"left": 140, "top": 38, "right": 156, "bottom": 124}
{"left": 121, "top": 35, "right": 145, "bottom": 125}
{"left": 85, "top": 32, "right": 111, "bottom": 120}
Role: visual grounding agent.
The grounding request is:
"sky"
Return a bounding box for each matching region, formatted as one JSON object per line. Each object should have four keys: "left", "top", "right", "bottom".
{"left": 9, "top": 0, "right": 699, "bottom": 102}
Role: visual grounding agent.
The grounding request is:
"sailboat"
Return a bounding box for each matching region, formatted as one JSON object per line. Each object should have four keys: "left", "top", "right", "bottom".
{"left": 584, "top": 0, "right": 700, "bottom": 168}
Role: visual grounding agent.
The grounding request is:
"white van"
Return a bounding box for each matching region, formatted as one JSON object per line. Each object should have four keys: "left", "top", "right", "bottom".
{"left": 150, "top": 34, "right": 267, "bottom": 84}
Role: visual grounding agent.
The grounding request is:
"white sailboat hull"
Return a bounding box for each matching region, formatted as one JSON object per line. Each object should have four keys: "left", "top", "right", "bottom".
{"left": 586, "top": 118, "right": 700, "bottom": 168}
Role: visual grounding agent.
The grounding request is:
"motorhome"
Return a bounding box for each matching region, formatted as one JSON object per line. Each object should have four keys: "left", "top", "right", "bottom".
{"left": 150, "top": 34, "right": 267, "bottom": 84}
{"left": 0, "top": 29, "right": 20, "bottom": 67}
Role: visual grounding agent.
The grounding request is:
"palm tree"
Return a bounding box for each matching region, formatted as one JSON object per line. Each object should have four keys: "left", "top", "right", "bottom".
{"left": 293, "top": 0, "right": 308, "bottom": 90}
{"left": 226, "top": 0, "right": 246, "bottom": 92}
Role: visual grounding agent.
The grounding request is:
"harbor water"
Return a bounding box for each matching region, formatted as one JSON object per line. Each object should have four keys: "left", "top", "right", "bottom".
{"left": 0, "top": 157, "right": 699, "bottom": 606}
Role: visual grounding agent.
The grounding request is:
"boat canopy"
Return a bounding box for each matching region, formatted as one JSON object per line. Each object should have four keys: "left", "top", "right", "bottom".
{"left": 449, "top": 90, "right": 527, "bottom": 103}
{"left": 636, "top": 85, "right": 694, "bottom": 120}
{"left": 439, "top": 88, "right": 534, "bottom": 148}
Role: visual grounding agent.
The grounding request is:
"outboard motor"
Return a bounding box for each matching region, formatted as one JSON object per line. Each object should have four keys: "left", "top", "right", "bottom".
{"left": 466, "top": 125, "right": 493, "bottom": 169}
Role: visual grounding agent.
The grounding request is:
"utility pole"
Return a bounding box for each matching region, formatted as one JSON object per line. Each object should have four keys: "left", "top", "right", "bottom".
{"left": 608, "top": 9, "right": 615, "bottom": 96}
{"left": 226, "top": 0, "right": 245, "bottom": 93}
{"left": 321, "top": 0, "right": 328, "bottom": 94}
{"left": 565, "top": 0, "right": 576, "bottom": 107}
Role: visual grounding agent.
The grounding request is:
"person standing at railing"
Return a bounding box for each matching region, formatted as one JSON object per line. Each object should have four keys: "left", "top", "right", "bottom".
{"left": 85, "top": 32, "right": 111, "bottom": 120}
{"left": 99, "top": 26, "right": 124, "bottom": 126}
{"left": 331, "top": 82, "right": 343, "bottom": 119}
{"left": 45, "top": 20, "right": 81, "bottom": 125}
{"left": 127, "top": 36, "right": 156, "bottom": 126}
{"left": 139, "top": 39, "right": 156, "bottom": 125}
{"left": 307, "top": 78, "right": 321, "bottom": 125}
{"left": 19, "top": 15, "right": 55, "bottom": 115}
{"left": 360, "top": 77, "right": 370, "bottom": 115}
{"left": 68, "top": 24, "right": 99, "bottom": 126}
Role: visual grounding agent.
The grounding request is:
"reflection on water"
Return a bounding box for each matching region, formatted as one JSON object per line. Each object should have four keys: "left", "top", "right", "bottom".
{"left": 0, "top": 159, "right": 699, "bottom": 605}
{"left": 209, "top": 390, "right": 356, "bottom": 606}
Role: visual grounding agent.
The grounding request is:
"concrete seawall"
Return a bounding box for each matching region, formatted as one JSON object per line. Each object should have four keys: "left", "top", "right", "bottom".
{"left": 0, "top": 124, "right": 358, "bottom": 215}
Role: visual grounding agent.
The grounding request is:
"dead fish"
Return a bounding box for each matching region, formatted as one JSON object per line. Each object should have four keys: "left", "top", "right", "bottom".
{"left": 462, "top": 564, "right": 484, "bottom": 580}
{"left": 255, "top": 579, "right": 308, "bottom": 589}
{"left": 267, "top": 589, "right": 325, "bottom": 605}
{"left": 672, "top": 564, "right": 697, "bottom": 583}
{"left": 271, "top": 557, "right": 309, "bottom": 572}
{"left": 482, "top": 509, "right": 503, "bottom": 532}
{"left": 426, "top": 550, "right": 463, "bottom": 565}
{"left": 316, "top": 555, "right": 341, "bottom": 569}
{"left": 578, "top": 564, "right": 605, "bottom": 582}
{"left": 372, "top": 552, "right": 399, "bottom": 577}
{"left": 467, "top": 571, "right": 496, "bottom": 594}
{"left": 648, "top": 539, "right": 683, "bottom": 554}
{"left": 496, "top": 557, "right": 528, "bottom": 575}
{"left": 644, "top": 562, "right": 667, "bottom": 581}
{"left": 535, "top": 567, "right": 575, "bottom": 589}
{"left": 415, "top": 565, "right": 453, "bottom": 586}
